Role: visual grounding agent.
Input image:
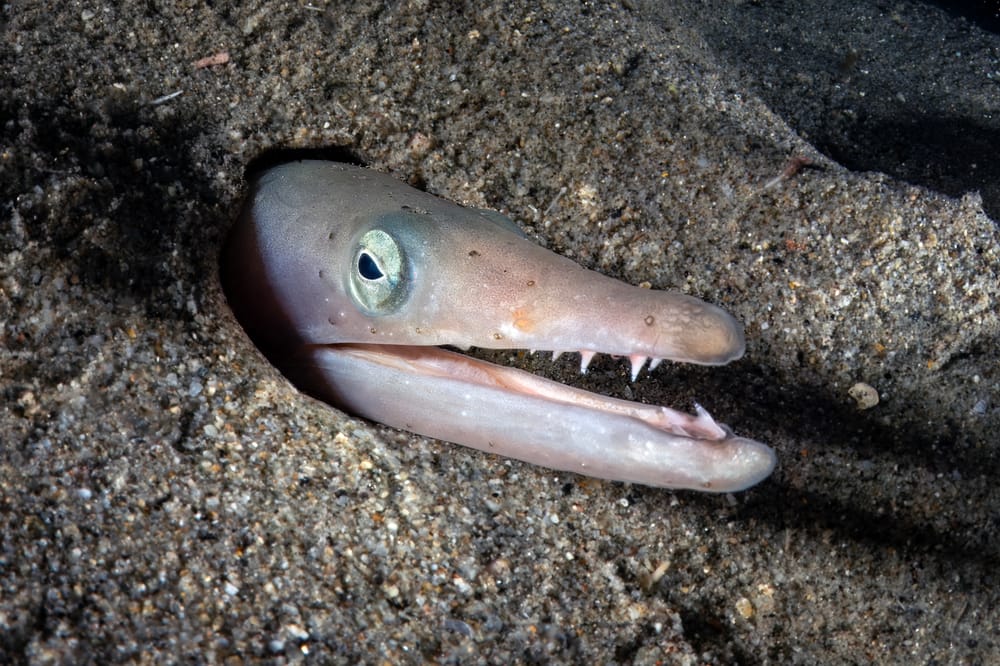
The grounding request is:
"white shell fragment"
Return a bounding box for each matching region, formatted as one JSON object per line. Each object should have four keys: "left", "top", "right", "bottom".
{"left": 848, "top": 382, "right": 880, "bottom": 410}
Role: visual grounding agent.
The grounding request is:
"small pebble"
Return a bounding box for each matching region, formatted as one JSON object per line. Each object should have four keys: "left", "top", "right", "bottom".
{"left": 736, "top": 597, "right": 754, "bottom": 619}
{"left": 848, "top": 382, "right": 879, "bottom": 410}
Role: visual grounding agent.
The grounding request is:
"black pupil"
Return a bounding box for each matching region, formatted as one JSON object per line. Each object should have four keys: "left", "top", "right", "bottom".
{"left": 358, "top": 252, "right": 384, "bottom": 280}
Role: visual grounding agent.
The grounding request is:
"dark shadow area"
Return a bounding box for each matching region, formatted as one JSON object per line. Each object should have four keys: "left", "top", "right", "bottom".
{"left": 0, "top": 93, "right": 231, "bottom": 396}
{"left": 640, "top": 355, "right": 999, "bottom": 662}
{"left": 0, "top": 95, "right": 219, "bottom": 311}
{"left": 242, "top": 146, "right": 364, "bottom": 183}
{"left": 814, "top": 115, "right": 1000, "bottom": 220}
{"left": 649, "top": 0, "right": 1000, "bottom": 222}
{"left": 665, "top": 469, "right": 998, "bottom": 662}
{"left": 929, "top": 0, "right": 1000, "bottom": 34}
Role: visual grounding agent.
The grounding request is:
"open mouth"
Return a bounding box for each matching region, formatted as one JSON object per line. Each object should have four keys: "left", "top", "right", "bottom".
{"left": 222, "top": 160, "right": 776, "bottom": 492}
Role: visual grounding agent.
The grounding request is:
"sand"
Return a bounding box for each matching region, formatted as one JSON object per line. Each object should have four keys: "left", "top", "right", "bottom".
{"left": 2, "top": 1, "right": 998, "bottom": 663}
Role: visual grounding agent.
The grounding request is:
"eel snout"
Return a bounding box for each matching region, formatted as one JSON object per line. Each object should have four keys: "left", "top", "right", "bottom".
{"left": 222, "top": 161, "right": 777, "bottom": 492}
{"left": 385, "top": 219, "right": 748, "bottom": 375}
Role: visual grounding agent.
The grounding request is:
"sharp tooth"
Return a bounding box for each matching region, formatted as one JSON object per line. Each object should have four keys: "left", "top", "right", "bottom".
{"left": 551, "top": 351, "right": 564, "bottom": 363}
{"left": 649, "top": 358, "right": 663, "bottom": 371}
{"left": 579, "top": 350, "right": 596, "bottom": 373}
{"left": 530, "top": 349, "right": 537, "bottom": 355}
{"left": 692, "top": 402, "right": 727, "bottom": 439}
{"left": 628, "top": 354, "right": 648, "bottom": 381}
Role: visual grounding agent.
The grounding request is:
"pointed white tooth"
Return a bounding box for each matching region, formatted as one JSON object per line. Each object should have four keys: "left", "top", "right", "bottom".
{"left": 579, "top": 350, "right": 596, "bottom": 373}
{"left": 551, "top": 351, "right": 564, "bottom": 363}
{"left": 648, "top": 358, "right": 663, "bottom": 371}
{"left": 692, "top": 402, "right": 727, "bottom": 439}
{"left": 628, "top": 354, "right": 648, "bottom": 381}
{"left": 530, "top": 349, "right": 537, "bottom": 355}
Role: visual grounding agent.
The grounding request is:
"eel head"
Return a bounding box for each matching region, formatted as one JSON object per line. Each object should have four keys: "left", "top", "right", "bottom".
{"left": 222, "top": 161, "right": 776, "bottom": 492}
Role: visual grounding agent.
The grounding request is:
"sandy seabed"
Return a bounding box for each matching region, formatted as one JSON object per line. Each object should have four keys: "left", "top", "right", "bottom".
{"left": 2, "top": 1, "right": 998, "bottom": 663}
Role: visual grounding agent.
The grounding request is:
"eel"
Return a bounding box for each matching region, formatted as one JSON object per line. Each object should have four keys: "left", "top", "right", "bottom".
{"left": 222, "top": 161, "right": 776, "bottom": 492}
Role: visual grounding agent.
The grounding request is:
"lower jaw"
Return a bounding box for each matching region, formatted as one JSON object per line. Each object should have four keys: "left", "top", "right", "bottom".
{"left": 283, "top": 343, "right": 776, "bottom": 492}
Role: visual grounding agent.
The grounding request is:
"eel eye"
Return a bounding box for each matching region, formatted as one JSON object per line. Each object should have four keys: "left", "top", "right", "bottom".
{"left": 349, "top": 229, "right": 408, "bottom": 314}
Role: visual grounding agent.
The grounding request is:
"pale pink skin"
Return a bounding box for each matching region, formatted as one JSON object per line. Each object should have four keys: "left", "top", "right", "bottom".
{"left": 223, "top": 161, "right": 776, "bottom": 492}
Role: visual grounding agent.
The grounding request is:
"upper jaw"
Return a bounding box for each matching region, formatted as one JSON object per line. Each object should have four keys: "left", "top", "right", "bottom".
{"left": 363, "top": 255, "right": 748, "bottom": 368}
